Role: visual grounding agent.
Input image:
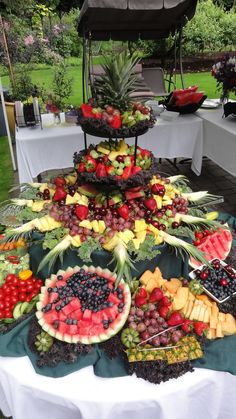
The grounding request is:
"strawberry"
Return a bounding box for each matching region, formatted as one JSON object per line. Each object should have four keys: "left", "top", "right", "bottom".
{"left": 149, "top": 287, "right": 164, "bottom": 303}
{"left": 167, "top": 312, "right": 184, "bottom": 327}
{"left": 110, "top": 115, "right": 121, "bottom": 129}
{"left": 122, "top": 166, "right": 132, "bottom": 179}
{"left": 181, "top": 319, "right": 193, "bottom": 333}
{"left": 143, "top": 198, "right": 157, "bottom": 212}
{"left": 118, "top": 204, "right": 129, "bottom": 220}
{"left": 77, "top": 162, "right": 86, "bottom": 173}
{"left": 151, "top": 183, "right": 166, "bottom": 196}
{"left": 55, "top": 177, "right": 66, "bottom": 187}
{"left": 158, "top": 305, "right": 169, "bottom": 319}
{"left": 138, "top": 147, "right": 151, "bottom": 158}
{"left": 85, "top": 156, "right": 97, "bottom": 173}
{"left": 53, "top": 187, "right": 67, "bottom": 202}
{"left": 159, "top": 296, "right": 171, "bottom": 307}
{"left": 80, "top": 104, "right": 93, "bottom": 118}
{"left": 75, "top": 205, "right": 89, "bottom": 221}
{"left": 131, "top": 166, "right": 142, "bottom": 175}
{"left": 96, "top": 163, "right": 107, "bottom": 177}
{"left": 193, "top": 321, "right": 208, "bottom": 336}
{"left": 135, "top": 295, "right": 147, "bottom": 307}
{"left": 136, "top": 287, "right": 148, "bottom": 299}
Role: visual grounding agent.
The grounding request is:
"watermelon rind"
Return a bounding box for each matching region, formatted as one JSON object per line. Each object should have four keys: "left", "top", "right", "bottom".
{"left": 36, "top": 265, "right": 131, "bottom": 345}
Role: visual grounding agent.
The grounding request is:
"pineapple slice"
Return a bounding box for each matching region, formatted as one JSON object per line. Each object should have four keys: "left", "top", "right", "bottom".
{"left": 31, "top": 200, "right": 50, "bottom": 212}
{"left": 91, "top": 220, "right": 99, "bottom": 233}
{"left": 34, "top": 216, "right": 61, "bottom": 232}
{"left": 132, "top": 238, "right": 141, "bottom": 250}
{"left": 134, "top": 220, "right": 147, "bottom": 232}
{"left": 153, "top": 195, "right": 162, "bottom": 209}
{"left": 70, "top": 235, "right": 81, "bottom": 248}
{"left": 135, "top": 230, "right": 146, "bottom": 243}
{"left": 79, "top": 220, "right": 92, "bottom": 230}
{"left": 98, "top": 220, "right": 106, "bottom": 234}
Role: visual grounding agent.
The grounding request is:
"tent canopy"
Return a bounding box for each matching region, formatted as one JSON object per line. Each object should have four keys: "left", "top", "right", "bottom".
{"left": 77, "top": 0, "right": 198, "bottom": 40}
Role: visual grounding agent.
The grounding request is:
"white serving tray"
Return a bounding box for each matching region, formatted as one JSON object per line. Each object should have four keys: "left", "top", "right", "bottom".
{"left": 189, "top": 259, "right": 236, "bottom": 304}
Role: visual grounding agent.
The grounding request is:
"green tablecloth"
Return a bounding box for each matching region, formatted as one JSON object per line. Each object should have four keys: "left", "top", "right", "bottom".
{"left": 0, "top": 211, "right": 235, "bottom": 378}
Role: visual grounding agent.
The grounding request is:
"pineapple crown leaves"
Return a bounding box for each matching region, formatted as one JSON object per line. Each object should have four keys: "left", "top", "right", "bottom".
{"left": 0, "top": 219, "right": 37, "bottom": 244}
{"left": 159, "top": 230, "right": 211, "bottom": 268}
{"left": 109, "top": 240, "right": 136, "bottom": 288}
{"left": 175, "top": 213, "right": 224, "bottom": 232}
{"left": 94, "top": 51, "right": 140, "bottom": 111}
{"left": 37, "top": 235, "right": 73, "bottom": 273}
{"left": 182, "top": 191, "right": 223, "bottom": 206}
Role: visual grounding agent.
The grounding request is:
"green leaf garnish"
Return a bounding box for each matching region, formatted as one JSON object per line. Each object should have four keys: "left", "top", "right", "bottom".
{"left": 77, "top": 237, "right": 102, "bottom": 263}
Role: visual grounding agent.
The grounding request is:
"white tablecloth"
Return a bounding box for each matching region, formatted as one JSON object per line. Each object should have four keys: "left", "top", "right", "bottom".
{"left": 15, "top": 114, "right": 203, "bottom": 184}
{"left": 0, "top": 356, "right": 235, "bottom": 419}
{"left": 197, "top": 108, "right": 236, "bottom": 177}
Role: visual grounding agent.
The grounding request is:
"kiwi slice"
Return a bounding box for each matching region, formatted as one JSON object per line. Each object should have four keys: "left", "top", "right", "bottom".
{"left": 121, "top": 328, "right": 140, "bottom": 349}
{"left": 35, "top": 331, "right": 53, "bottom": 353}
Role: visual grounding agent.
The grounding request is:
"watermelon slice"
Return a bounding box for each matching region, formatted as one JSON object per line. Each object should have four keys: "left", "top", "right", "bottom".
{"left": 190, "top": 227, "right": 233, "bottom": 269}
{"left": 36, "top": 266, "right": 131, "bottom": 344}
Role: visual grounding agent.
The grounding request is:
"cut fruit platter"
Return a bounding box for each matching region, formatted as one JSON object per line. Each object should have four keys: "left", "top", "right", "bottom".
{"left": 0, "top": 51, "right": 236, "bottom": 384}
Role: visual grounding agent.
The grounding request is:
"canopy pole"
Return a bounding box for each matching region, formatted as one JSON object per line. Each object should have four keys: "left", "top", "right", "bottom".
{"left": 82, "top": 31, "right": 86, "bottom": 103}
{"left": 179, "top": 26, "right": 184, "bottom": 89}
{"left": 0, "top": 77, "right": 17, "bottom": 171}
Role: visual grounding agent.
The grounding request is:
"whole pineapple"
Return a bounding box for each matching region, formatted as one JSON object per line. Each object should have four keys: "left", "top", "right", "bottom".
{"left": 93, "top": 51, "right": 139, "bottom": 113}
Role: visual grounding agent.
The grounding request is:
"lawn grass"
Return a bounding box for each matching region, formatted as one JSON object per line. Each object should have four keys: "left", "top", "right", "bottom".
{"left": 1, "top": 57, "right": 233, "bottom": 106}
{"left": 0, "top": 136, "right": 13, "bottom": 202}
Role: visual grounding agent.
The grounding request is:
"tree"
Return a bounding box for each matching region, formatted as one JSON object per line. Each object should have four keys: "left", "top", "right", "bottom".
{"left": 213, "top": 0, "right": 235, "bottom": 10}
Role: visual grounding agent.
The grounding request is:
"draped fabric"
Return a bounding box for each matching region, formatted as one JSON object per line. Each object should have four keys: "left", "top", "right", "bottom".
{"left": 77, "top": 0, "right": 198, "bottom": 40}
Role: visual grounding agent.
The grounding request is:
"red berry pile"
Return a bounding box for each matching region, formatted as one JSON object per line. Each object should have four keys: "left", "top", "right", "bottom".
{"left": 0, "top": 273, "right": 43, "bottom": 319}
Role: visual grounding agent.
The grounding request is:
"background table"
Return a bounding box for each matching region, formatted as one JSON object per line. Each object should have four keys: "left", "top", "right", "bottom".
{"left": 16, "top": 114, "right": 203, "bottom": 184}
{"left": 197, "top": 108, "right": 236, "bottom": 177}
{"left": 0, "top": 356, "right": 235, "bottom": 419}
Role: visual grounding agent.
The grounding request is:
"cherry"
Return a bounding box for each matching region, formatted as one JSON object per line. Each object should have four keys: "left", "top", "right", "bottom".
{"left": 99, "top": 208, "right": 107, "bottom": 216}
{"left": 145, "top": 216, "right": 153, "bottom": 224}
{"left": 195, "top": 231, "right": 204, "bottom": 240}
{"left": 97, "top": 157, "right": 104, "bottom": 163}
{"left": 116, "top": 155, "right": 125, "bottom": 163}
{"left": 172, "top": 221, "right": 179, "bottom": 229}
{"left": 219, "top": 278, "right": 228, "bottom": 286}
{"left": 193, "top": 240, "right": 201, "bottom": 246}
{"left": 200, "top": 271, "right": 209, "bottom": 280}
{"left": 151, "top": 220, "right": 159, "bottom": 228}
{"left": 195, "top": 269, "right": 201, "bottom": 277}
{"left": 159, "top": 224, "right": 166, "bottom": 231}
{"left": 88, "top": 202, "right": 95, "bottom": 210}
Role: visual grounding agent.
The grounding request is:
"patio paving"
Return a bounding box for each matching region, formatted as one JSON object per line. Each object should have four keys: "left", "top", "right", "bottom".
{"left": 12, "top": 157, "right": 236, "bottom": 218}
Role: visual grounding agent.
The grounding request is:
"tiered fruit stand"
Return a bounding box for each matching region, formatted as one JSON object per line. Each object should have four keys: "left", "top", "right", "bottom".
{"left": 0, "top": 9, "right": 236, "bottom": 395}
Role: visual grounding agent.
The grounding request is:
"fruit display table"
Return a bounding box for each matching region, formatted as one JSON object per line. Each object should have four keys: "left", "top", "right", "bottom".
{"left": 15, "top": 114, "right": 203, "bottom": 184}
{"left": 197, "top": 108, "right": 236, "bottom": 177}
{"left": 0, "top": 356, "right": 236, "bottom": 419}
